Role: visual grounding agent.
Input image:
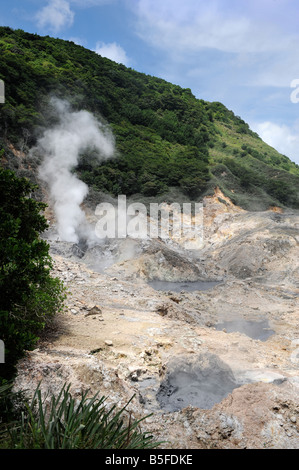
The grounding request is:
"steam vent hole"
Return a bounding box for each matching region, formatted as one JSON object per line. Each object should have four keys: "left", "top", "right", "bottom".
{"left": 157, "top": 353, "right": 242, "bottom": 412}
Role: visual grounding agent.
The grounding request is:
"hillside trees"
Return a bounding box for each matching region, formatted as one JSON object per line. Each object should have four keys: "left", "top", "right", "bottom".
{"left": 0, "top": 27, "right": 298, "bottom": 208}
{"left": 0, "top": 168, "right": 65, "bottom": 382}
{"left": 0, "top": 27, "right": 212, "bottom": 198}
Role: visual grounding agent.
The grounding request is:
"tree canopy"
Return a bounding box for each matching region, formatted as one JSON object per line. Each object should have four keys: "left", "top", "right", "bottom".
{"left": 0, "top": 26, "right": 298, "bottom": 209}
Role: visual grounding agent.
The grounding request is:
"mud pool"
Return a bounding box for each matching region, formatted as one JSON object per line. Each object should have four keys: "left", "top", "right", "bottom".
{"left": 156, "top": 354, "right": 242, "bottom": 412}
{"left": 215, "top": 319, "right": 275, "bottom": 341}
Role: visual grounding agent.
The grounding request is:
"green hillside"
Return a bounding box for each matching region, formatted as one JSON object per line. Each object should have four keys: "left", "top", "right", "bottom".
{"left": 0, "top": 26, "right": 298, "bottom": 210}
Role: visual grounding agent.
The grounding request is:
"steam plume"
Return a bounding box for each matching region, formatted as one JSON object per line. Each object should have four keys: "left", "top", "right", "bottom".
{"left": 37, "top": 98, "right": 115, "bottom": 243}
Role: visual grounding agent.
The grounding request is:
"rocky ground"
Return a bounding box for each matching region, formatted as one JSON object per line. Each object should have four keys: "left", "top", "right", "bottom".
{"left": 14, "top": 190, "right": 299, "bottom": 449}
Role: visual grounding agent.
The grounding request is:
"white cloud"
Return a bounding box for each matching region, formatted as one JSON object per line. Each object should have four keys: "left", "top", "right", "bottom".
{"left": 36, "top": 0, "right": 74, "bottom": 33}
{"left": 251, "top": 121, "right": 299, "bottom": 165}
{"left": 132, "top": 0, "right": 299, "bottom": 88}
{"left": 67, "top": 36, "right": 87, "bottom": 46}
{"left": 95, "top": 41, "right": 130, "bottom": 65}
{"left": 134, "top": 0, "right": 292, "bottom": 55}
{"left": 70, "top": 0, "right": 115, "bottom": 5}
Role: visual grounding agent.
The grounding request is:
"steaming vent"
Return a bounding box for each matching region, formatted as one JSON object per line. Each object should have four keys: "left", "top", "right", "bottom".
{"left": 157, "top": 353, "right": 243, "bottom": 412}
{"left": 34, "top": 97, "right": 115, "bottom": 246}
{"left": 71, "top": 239, "right": 89, "bottom": 259}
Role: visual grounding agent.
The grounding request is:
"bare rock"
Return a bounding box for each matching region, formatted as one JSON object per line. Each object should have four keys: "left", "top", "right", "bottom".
{"left": 84, "top": 305, "right": 102, "bottom": 317}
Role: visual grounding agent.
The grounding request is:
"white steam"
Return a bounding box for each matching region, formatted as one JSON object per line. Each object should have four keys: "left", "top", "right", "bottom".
{"left": 37, "top": 98, "right": 115, "bottom": 244}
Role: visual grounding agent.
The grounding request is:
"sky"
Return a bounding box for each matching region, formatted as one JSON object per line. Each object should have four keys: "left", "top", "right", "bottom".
{"left": 1, "top": 0, "right": 299, "bottom": 164}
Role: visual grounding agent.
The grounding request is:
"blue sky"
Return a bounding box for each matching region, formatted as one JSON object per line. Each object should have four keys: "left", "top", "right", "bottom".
{"left": 1, "top": 0, "right": 299, "bottom": 164}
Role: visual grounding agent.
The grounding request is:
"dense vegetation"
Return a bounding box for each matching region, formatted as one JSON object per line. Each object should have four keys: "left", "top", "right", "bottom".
{"left": 0, "top": 26, "right": 298, "bottom": 210}
{"left": 0, "top": 168, "right": 65, "bottom": 383}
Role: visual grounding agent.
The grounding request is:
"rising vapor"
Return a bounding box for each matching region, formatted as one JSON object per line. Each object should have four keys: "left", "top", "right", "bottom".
{"left": 36, "top": 97, "right": 115, "bottom": 244}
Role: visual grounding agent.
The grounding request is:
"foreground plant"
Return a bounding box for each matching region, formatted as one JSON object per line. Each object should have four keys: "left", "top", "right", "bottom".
{"left": 1, "top": 383, "right": 161, "bottom": 449}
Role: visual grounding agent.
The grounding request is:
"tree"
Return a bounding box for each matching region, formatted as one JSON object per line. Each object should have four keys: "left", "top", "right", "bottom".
{"left": 0, "top": 168, "right": 65, "bottom": 381}
{"left": 179, "top": 175, "right": 206, "bottom": 198}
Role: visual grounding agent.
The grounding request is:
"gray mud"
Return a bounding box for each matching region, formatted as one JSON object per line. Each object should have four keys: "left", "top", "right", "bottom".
{"left": 215, "top": 319, "right": 275, "bottom": 341}
{"left": 156, "top": 354, "right": 242, "bottom": 412}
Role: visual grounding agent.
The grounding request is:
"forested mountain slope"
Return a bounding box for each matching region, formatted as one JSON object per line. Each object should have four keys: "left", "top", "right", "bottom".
{"left": 0, "top": 26, "right": 298, "bottom": 210}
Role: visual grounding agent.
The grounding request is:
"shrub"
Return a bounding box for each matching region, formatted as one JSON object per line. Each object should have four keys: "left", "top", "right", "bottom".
{"left": 0, "top": 383, "right": 161, "bottom": 449}
{"left": 0, "top": 168, "right": 66, "bottom": 381}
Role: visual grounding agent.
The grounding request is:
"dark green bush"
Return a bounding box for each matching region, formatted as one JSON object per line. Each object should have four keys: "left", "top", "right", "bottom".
{"left": 0, "top": 168, "right": 66, "bottom": 382}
